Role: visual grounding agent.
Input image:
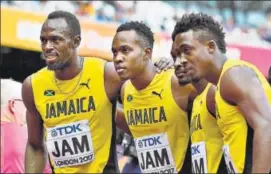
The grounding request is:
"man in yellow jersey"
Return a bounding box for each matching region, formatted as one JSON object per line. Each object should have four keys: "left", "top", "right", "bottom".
{"left": 22, "top": 11, "right": 173, "bottom": 173}
{"left": 171, "top": 13, "right": 271, "bottom": 173}
{"left": 171, "top": 45, "right": 228, "bottom": 173}
{"left": 112, "top": 21, "right": 195, "bottom": 174}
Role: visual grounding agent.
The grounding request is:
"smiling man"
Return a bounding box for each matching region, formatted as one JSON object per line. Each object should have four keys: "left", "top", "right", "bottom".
{"left": 22, "top": 11, "right": 124, "bottom": 173}
{"left": 22, "top": 10, "right": 174, "bottom": 173}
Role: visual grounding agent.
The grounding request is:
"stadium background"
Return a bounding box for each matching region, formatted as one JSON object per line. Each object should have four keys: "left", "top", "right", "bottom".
{"left": 1, "top": 1, "right": 271, "bottom": 82}
{"left": 1, "top": 1, "right": 271, "bottom": 173}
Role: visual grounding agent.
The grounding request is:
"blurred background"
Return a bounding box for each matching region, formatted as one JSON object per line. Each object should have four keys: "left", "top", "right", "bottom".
{"left": 1, "top": 0, "right": 271, "bottom": 82}
{"left": 1, "top": 1, "right": 271, "bottom": 173}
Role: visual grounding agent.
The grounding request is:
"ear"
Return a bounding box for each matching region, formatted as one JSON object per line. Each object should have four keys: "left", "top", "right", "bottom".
{"left": 8, "top": 100, "right": 16, "bottom": 115}
{"left": 207, "top": 40, "right": 216, "bottom": 54}
{"left": 143, "top": 48, "right": 152, "bottom": 60}
{"left": 73, "top": 35, "right": 81, "bottom": 48}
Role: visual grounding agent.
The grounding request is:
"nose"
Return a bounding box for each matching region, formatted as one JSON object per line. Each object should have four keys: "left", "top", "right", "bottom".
{"left": 174, "top": 55, "right": 187, "bottom": 68}
{"left": 44, "top": 41, "right": 54, "bottom": 51}
{"left": 113, "top": 53, "right": 124, "bottom": 63}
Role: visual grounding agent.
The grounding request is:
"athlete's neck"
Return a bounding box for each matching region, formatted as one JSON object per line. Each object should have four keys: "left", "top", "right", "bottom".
{"left": 130, "top": 62, "right": 156, "bottom": 91}
{"left": 205, "top": 54, "right": 227, "bottom": 85}
{"left": 192, "top": 79, "right": 208, "bottom": 95}
{"left": 54, "top": 56, "right": 82, "bottom": 80}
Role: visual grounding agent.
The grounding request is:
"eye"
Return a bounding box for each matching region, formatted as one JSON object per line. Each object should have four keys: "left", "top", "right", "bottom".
{"left": 121, "top": 46, "right": 130, "bottom": 54}
{"left": 112, "top": 49, "right": 117, "bottom": 57}
{"left": 52, "top": 36, "right": 60, "bottom": 43}
{"left": 40, "top": 37, "right": 47, "bottom": 44}
{"left": 183, "top": 47, "right": 191, "bottom": 55}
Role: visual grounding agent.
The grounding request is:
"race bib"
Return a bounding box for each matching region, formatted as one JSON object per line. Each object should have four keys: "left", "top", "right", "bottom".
{"left": 46, "top": 120, "right": 94, "bottom": 168}
{"left": 191, "top": 142, "right": 208, "bottom": 174}
{"left": 134, "top": 133, "right": 177, "bottom": 173}
{"left": 223, "top": 144, "right": 238, "bottom": 173}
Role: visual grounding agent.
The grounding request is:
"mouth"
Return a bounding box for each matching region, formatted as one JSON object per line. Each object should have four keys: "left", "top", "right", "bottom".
{"left": 176, "top": 72, "right": 188, "bottom": 80}
{"left": 115, "top": 65, "right": 126, "bottom": 74}
{"left": 175, "top": 68, "right": 187, "bottom": 78}
{"left": 116, "top": 68, "right": 126, "bottom": 74}
{"left": 175, "top": 67, "right": 194, "bottom": 78}
{"left": 44, "top": 54, "right": 58, "bottom": 63}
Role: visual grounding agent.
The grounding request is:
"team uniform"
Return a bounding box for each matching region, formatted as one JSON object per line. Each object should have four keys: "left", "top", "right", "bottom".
{"left": 215, "top": 59, "right": 271, "bottom": 173}
{"left": 31, "top": 57, "right": 118, "bottom": 173}
{"left": 190, "top": 83, "right": 227, "bottom": 173}
{"left": 123, "top": 69, "right": 191, "bottom": 173}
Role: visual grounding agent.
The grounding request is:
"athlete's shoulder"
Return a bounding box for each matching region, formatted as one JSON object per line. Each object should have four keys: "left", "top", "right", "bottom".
{"left": 225, "top": 59, "right": 256, "bottom": 69}
{"left": 31, "top": 66, "right": 52, "bottom": 81}
{"left": 156, "top": 69, "right": 175, "bottom": 82}
{"left": 34, "top": 66, "right": 49, "bottom": 74}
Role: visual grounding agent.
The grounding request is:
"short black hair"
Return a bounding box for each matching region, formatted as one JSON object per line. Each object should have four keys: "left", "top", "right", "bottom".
{"left": 116, "top": 21, "right": 154, "bottom": 49}
{"left": 47, "top": 10, "right": 81, "bottom": 37}
{"left": 172, "top": 13, "right": 226, "bottom": 53}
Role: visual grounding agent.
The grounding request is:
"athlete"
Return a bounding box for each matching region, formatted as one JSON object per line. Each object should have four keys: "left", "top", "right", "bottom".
{"left": 171, "top": 45, "right": 227, "bottom": 173}
{"left": 112, "top": 21, "right": 195, "bottom": 173}
{"left": 172, "top": 13, "right": 271, "bottom": 173}
{"left": 22, "top": 11, "right": 173, "bottom": 173}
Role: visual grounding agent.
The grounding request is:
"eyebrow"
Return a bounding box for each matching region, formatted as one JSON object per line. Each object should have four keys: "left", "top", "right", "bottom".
{"left": 178, "top": 43, "right": 191, "bottom": 49}
{"left": 40, "top": 34, "right": 64, "bottom": 40}
{"left": 112, "top": 44, "right": 133, "bottom": 50}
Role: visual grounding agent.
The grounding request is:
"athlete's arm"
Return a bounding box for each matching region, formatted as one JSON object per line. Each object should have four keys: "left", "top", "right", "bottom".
{"left": 22, "top": 76, "right": 47, "bottom": 173}
{"left": 220, "top": 66, "right": 271, "bottom": 173}
{"left": 206, "top": 85, "right": 216, "bottom": 116}
{"left": 104, "top": 62, "right": 124, "bottom": 103}
{"left": 116, "top": 83, "right": 132, "bottom": 135}
{"left": 171, "top": 75, "right": 197, "bottom": 112}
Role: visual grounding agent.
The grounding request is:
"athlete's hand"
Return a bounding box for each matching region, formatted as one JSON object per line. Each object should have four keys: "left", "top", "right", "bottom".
{"left": 154, "top": 57, "right": 174, "bottom": 73}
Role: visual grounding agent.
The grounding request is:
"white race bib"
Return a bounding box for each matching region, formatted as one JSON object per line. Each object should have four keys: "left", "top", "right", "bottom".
{"left": 191, "top": 142, "right": 208, "bottom": 174}
{"left": 134, "top": 133, "right": 177, "bottom": 173}
{"left": 46, "top": 120, "right": 94, "bottom": 168}
{"left": 223, "top": 144, "right": 238, "bottom": 173}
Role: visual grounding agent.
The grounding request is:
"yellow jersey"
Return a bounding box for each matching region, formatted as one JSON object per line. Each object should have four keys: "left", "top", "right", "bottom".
{"left": 215, "top": 59, "right": 271, "bottom": 173}
{"left": 123, "top": 69, "right": 190, "bottom": 173}
{"left": 31, "top": 57, "right": 116, "bottom": 173}
{"left": 190, "top": 83, "right": 224, "bottom": 173}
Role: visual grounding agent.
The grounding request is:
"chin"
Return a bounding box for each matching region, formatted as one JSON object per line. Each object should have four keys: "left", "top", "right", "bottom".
{"left": 47, "top": 60, "right": 71, "bottom": 71}
{"left": 118, "top": 74, "right": 129, "bottom": 81}
{"left": 192, "top": 77, "right": 200, "bottom": 83}
{"left": 178, "top": 79, "right": 191, "bottom": 86}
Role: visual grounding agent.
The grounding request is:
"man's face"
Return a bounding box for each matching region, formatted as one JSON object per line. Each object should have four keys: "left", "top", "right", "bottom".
{"left": 112, "top": 30, "right": 150, "bottom": 80}
{"left": 40, "top": 18, "right": 76, "bottom": 70}
{"left": 171, "top": 43, "right": 193, "bottom": 85}
{"left": 173, "top": 30, "right": 212, "bottom": 81}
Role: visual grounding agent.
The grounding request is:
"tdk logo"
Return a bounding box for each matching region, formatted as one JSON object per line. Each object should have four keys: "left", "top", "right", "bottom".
{"left": 138, "top": 136, "right": 162, "bottom": 148}
{"left": 191, "top": 145, "right": 201, "bottom": 156}
{"left": 51, "top": 123, "right": 82, "bottom": 137}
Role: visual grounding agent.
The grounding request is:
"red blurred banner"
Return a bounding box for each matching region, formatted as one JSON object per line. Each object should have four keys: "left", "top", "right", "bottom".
{"left": 227, "top": 45, "right": 271, "bottom": 78}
